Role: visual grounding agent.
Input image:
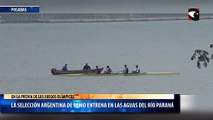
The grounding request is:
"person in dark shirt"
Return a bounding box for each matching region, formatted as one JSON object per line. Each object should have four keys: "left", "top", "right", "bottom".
{"left": 62, "top": 64, "right": 68, "bottom": 71}
{"left": 95, "top": 66, "right": 101, "bottom": 74}
{"left": 83, "top": 63, "right": 91, "bottom": 70}
{"left": 123, "top": 65, "right": 129, "bottom": 74}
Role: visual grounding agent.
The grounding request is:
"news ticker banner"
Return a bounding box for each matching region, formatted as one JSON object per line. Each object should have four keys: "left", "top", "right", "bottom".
{"left": 0, "top": 6, "right": 39, "bottom": 13}
{"left": 0, "top": 94, "right": 180, "bottom": 113}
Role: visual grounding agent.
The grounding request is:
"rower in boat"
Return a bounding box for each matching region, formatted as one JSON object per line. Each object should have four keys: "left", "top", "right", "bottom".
{"left": 95, "top": 66, "right": 101, "bottom": 74}
{"left": 104, "top": 66, "right": 112, "bottom": 74}
{"left": 62, "top": 64, "right": 68, "bottom": 71}
{"left": 83, "top": 63, "right": 91, "bottom": 70}
{"left": 123, "top": 65, "right": 129, "bottom": 74}
{"left": 132, "top": 65, "right": 140, "bottom": 74}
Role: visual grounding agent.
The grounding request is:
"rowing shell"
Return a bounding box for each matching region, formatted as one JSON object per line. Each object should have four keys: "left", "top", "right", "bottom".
{"left": 56, "top": 72, "right": 179, "bottom": 77}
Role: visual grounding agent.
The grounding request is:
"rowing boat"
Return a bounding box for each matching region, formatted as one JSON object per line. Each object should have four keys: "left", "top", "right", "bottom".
{"left": 56, "top": 72, "right": 179, "bottom": 77}
{"left": 51, "top": 67, "right": 104, "bottom": 75}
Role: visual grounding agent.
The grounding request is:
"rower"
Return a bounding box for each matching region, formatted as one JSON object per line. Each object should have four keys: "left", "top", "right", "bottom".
{"left": 62, "top": 64, "right": 68, "bottom": 71}
{"left": 132, "top": 65, "right": 140, "bottom": 73}
{"left": 96, "top": 66, "right": 101, "bottom": 74}
{"left": 83, "top": 63, "right": 91, "bottom": 70}
{"left": 104, "top": 66, "right": 112, "bottom": 74}
{"left": 123, "top": 65, "right": 129, "bottom": 74}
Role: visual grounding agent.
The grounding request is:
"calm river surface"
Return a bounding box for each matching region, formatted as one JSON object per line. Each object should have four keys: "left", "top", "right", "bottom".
{"left": 0, "top": 20, "right": 212, "bottom": 95}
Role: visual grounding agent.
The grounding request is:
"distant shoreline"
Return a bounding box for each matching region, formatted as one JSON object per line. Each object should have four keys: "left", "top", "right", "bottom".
{"left": 0, "top": 13, "right": 213, "bottom": 23}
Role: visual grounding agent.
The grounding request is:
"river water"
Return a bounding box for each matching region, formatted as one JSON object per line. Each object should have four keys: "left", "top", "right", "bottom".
{"left": 0, "top": 20, "right": 212, "bottom": 95}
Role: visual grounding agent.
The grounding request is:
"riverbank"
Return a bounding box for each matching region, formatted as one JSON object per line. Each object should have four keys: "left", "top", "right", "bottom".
{"left": 0, "top": 13, "right": 213, "bottom": 23}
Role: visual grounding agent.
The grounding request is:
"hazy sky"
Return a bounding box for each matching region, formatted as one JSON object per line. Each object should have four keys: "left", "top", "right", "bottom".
{"left": 0, "top": 0, "right": 213, "bottom": 13}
